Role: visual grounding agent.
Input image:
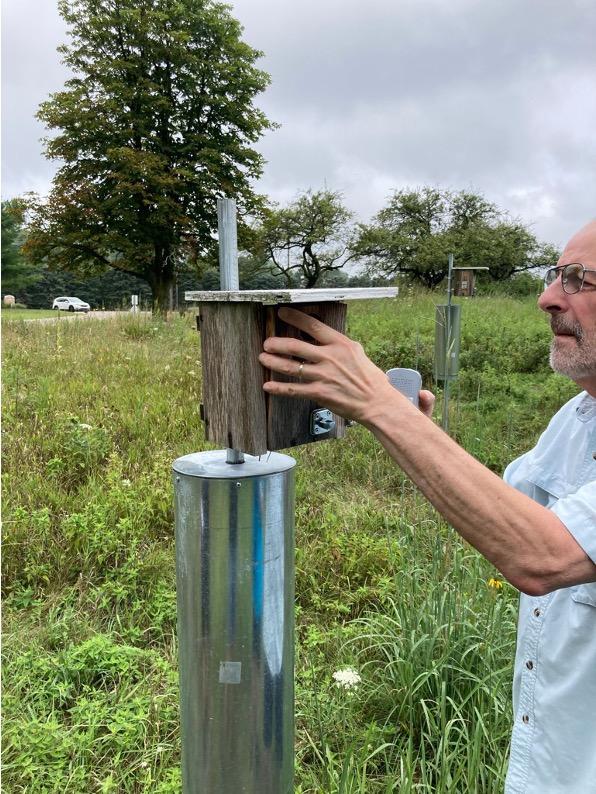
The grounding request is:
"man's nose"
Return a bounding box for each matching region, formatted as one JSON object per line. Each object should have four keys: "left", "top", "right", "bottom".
{"left": 538, "top": 275, "right": 568, "bottom": 315}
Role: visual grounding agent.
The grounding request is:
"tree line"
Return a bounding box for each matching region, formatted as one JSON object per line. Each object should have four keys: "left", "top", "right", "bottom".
{"left": 2, "top": 0, "right": 558, "bottom": 310}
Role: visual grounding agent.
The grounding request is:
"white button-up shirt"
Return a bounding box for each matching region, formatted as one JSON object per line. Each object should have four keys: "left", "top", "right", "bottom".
{"left": 503, "top": 391, "right": 596, "bottom": 794}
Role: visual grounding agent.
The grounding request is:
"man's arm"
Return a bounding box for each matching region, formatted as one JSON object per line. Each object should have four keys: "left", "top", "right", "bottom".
{"left": 259, "top": 307, "right": 596, "bottom": 595}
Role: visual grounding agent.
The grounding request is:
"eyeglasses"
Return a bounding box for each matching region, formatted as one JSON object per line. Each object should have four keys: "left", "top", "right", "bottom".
{"left": 543, "top": 262, "right": 596, "bottom": 294}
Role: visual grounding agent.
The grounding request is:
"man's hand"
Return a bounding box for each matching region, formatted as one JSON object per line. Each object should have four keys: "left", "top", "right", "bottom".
{"left": 258, "top": 307, "right": 435, "bottom": 423}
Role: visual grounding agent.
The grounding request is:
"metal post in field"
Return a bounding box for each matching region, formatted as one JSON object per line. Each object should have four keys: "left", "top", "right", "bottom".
{"left": 217, "top": 198, "right": 244, "bottom": 464}
{"left": 217, "top": 197, "right": 239, "bottom": 291}
{"left": 443, "top": 253, "right": 454, "bottom": 432}
{"left": 439, "top": 257, "right": 489, "bottom": 432}
{"left": 173, "top": 196, "right": 296, "bottom": 793}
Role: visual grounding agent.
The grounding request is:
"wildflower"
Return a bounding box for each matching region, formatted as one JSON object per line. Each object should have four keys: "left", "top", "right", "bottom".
{"left": 121, "top": 479, "right": 132, "bottom": 487}
{"left": 78, "top": 423, "right": 93, "bottom": 430}
{"left": 487, "top": 577, "right": 503, "bottom": 590}
{"left": 187, "top": 370, "right": 196, "bottom": 376}
{"left": 332, "top": 667, "right": 361, "bottom": 690}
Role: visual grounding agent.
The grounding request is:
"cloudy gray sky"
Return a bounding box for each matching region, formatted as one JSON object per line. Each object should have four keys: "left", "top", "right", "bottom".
{"left": 2, "top": 0, "right": 595, "bottom": 248}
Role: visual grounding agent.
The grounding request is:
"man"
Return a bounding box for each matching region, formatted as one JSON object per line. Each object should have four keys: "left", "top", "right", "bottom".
{"left": 258, "top": 219, "right": 596, "bottom": 793}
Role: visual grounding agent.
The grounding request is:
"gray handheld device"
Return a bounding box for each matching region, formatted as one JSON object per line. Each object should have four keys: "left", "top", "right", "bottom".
{"left": 385, "top": 367, "right": 422, "bottom": 408}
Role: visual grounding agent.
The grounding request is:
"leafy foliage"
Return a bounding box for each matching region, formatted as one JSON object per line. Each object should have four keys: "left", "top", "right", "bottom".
{"left": 253, "top": 189, "right": 356, "bottom": 287}
{"left": 1, "top": 199, "right": 43, "bottom": 293}
{"left": 25, "top": 0, "right": 274, "bottom": 311}
{"left": 354, "top": 187, "right": 559, "bottom": 288}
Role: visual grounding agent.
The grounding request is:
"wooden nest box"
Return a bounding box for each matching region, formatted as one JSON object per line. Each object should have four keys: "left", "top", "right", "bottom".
{"left": 185, "top": 287, "right": 398, "bottom": 456}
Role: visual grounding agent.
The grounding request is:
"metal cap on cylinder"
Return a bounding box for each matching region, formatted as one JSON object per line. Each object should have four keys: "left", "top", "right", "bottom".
{"left": 173, "top": 450, "right": 296, "bottom": 479}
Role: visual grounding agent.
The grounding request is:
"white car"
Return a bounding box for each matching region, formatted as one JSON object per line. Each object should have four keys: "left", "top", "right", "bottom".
{"left": 52, "top": 296, "right": 90, "bottom": 313}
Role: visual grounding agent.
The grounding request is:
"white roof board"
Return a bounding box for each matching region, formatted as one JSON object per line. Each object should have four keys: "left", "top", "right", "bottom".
{"left": 184, "top": 287, "right": 398, "bottom": 305}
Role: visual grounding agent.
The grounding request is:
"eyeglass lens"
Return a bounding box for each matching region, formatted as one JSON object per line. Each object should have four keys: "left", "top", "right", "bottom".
{"left": 545, "top": 263, "right": 584, "bottom": 293}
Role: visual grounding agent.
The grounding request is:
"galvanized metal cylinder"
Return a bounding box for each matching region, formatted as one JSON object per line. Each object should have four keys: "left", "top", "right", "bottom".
{"left": 434, "top": 303, "right": 462, "bottom": 380}
{"left": 173, "top": 450, "right": 296, "bottom": 794}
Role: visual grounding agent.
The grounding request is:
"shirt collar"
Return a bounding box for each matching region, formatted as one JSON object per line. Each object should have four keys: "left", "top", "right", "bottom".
{"left": 576, "top": 391, "right": 596, "bottom": 422}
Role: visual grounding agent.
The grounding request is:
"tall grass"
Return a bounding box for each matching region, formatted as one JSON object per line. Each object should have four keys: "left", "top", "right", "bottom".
{"left": 2, "top": 297, "right": 577, "bottom": 791}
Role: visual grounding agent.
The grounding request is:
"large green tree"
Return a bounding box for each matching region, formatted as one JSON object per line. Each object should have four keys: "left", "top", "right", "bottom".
{"left": 354, "top": 188, "right": 558, "bottom": 288}
{"left": 252, "top": 189, "right": 356, "bottom": 288}
{"left": 25, "top": 0, "right": 274, "bottom": 311}
{"left": 1, "top": 199, "right": 43, "bottom": 294}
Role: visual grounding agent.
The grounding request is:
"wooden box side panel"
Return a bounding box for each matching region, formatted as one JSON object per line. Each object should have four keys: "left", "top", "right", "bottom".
{"left": 265, "top": 302, "right": 347, "bottom": 450}
{"left": 199, "top": 303, "right": 268, "bottom": 455}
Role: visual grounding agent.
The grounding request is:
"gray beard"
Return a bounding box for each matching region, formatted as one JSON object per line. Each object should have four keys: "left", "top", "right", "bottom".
{"left": 549, "top": 322, "right": 596, "bottom": 380}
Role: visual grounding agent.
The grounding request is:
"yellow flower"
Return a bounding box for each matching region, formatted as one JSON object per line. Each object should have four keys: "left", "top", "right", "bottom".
{"left": 487, "top": 577, "right": 503, "bottom": 590}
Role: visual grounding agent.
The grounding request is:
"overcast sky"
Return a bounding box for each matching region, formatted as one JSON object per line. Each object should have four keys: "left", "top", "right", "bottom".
{"left": 2, "top": 0, "right": 595, "bottom": 248}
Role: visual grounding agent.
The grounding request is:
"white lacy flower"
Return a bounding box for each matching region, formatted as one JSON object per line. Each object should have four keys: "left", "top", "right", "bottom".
{"left": 332, "top": 668, "right": 361, "bottom": 690}
{"left": 78, "top": 423, "right": 93, "bottom": 430}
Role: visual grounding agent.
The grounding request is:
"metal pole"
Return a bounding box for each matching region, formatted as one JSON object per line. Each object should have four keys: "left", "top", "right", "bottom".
{"left": 443, "top": 254, "right": 454, "bottom": 432}
{"left": 447, "top": 253, "right": 454, "bottom": 310}
{"left": 173, "top": 451, "right": 296, "bottom": 794}
{"left": 217, "top": 197, "right": 244, "bottom": 464}
{"left": 217, "top": 197, "right": 239, "bottom": 291}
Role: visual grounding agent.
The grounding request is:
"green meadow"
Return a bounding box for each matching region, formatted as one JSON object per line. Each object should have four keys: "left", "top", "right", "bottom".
{"left": 2, "top": 294, "right": 578, "bottom": 792}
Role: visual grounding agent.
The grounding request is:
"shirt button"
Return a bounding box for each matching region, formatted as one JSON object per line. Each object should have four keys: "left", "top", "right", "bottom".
{"left": 526, "top": 660, "right": 534, "bottom": 670}
{"left": 533, "top": 608, "right": 541, "bottom": 617}
{"left": 522, "top": 714, "right": 530, "bottom": 724}
{"left": 593, "top": 452, "right": 596, "bottom": 460}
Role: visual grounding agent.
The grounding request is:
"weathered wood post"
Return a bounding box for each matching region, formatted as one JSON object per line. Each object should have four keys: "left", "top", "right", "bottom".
{"left": 174, "top": 198, "right": 398, "bottom": 791}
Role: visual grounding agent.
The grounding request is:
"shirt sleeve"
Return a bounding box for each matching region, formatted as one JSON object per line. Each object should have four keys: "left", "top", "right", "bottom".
{"left": 551, "top": 480, "right": 596, "bottom": 564}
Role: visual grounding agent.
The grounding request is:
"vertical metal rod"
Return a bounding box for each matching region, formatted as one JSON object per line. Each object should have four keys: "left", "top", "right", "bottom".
{"left": 443, "top": 254, "right": 454, "bottom": 432}
{"left": 217, "top": 197, "right": 244, "bottom": 463}
{"left": 174, "top": 451, "right": 296, "bottom": 794}
{"left": 217, "top": 197, "right": 239, "bottom": 291}
{"left": 226, "top": 448, "right": 245, "bottom": 464}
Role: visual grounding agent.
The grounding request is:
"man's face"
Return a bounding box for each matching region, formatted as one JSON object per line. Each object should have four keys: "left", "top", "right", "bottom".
{"left": 538, "top": 221, "right": 596, "bottom": 395}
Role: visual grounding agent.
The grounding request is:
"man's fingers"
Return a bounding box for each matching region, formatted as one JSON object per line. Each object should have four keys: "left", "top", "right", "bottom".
{"left": 277, "top": 307, "right": 346, "bottom": 345}
{"left": 259, "top": 351, "right": 317, "bottom": 380}
{"left": 262, "top": 378, "right": 312, "bottom": 398}
{"left": 262, "top": 335, "right": 324, "bottom": 362}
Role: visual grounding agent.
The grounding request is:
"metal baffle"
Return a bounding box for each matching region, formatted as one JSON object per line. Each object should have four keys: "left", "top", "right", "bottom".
{"left": 433, "top": 303, "right": 462, "bottom": 381}
{"left": 173, "top": 450, "right": 296, "bottom": 794}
